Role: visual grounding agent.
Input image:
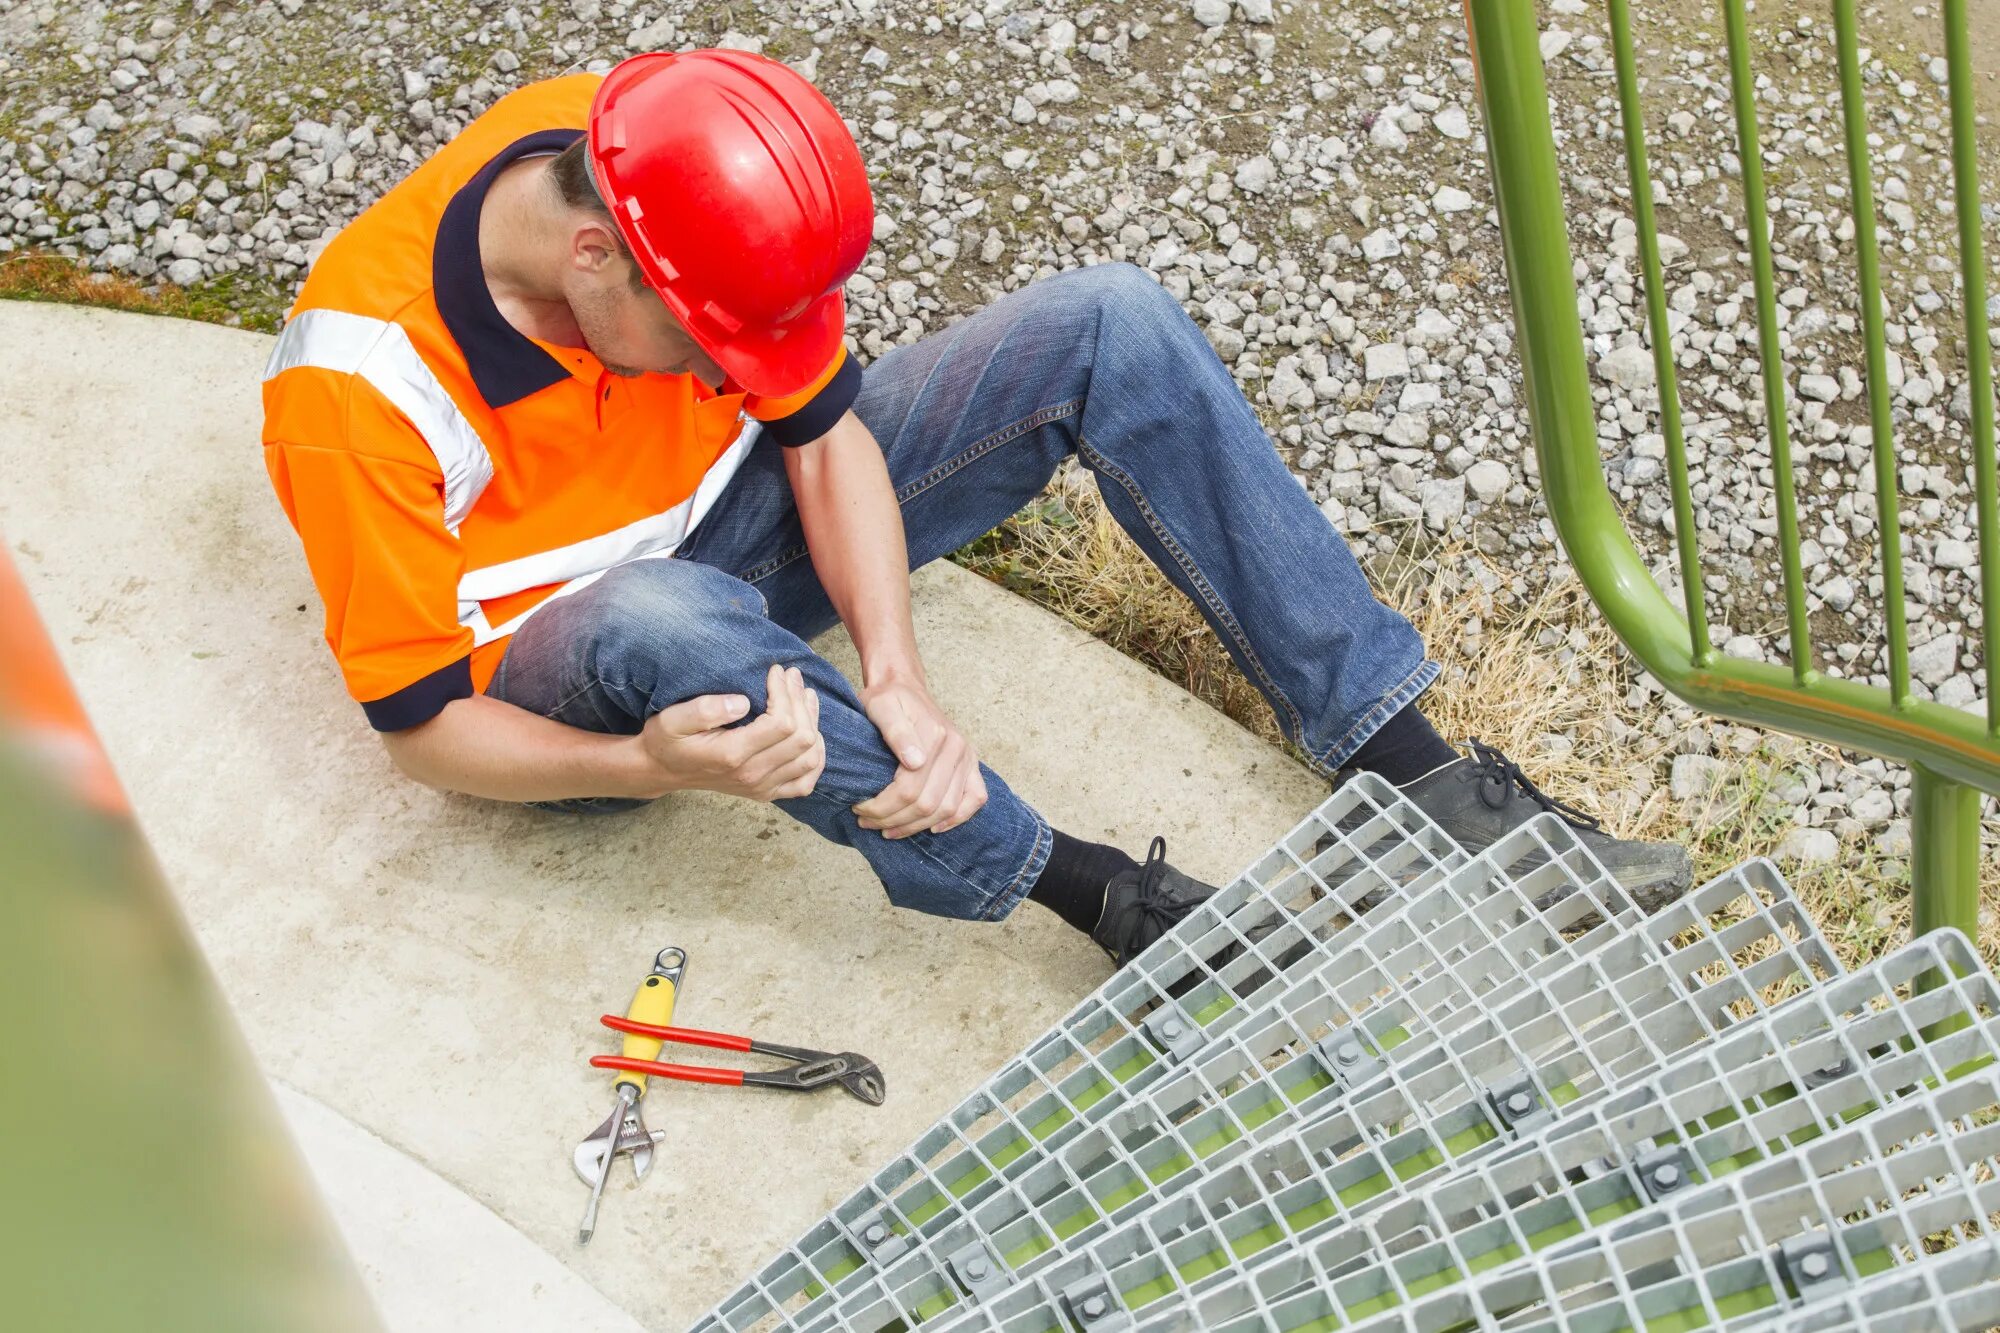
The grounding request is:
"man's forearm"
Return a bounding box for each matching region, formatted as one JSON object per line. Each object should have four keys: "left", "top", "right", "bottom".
{"left": 785, "top": 410, "right": 925, "bottom": 686}
{"left": 380, "top": 691, "right": 668, "bottom": 802}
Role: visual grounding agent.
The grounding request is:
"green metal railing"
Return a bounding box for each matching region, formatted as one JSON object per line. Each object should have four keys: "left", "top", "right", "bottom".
{"left": 1465, "top": 0, "right": 1998, "bottom": 944}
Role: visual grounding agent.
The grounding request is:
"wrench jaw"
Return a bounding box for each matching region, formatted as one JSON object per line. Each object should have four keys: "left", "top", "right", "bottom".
{"left": 573, "top": 1099, "right": 663, "bottom": 1186}
{"left": 841, "top": 1061, "right": 887, "bottom": 1107}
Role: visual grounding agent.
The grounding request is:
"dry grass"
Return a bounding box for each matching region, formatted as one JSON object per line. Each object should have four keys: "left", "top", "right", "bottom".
{"left": 953, "top": 472, "right": 2000, "bottom": 973}
{"left": 0, "top": 251, "right": 284, "bottom": 331}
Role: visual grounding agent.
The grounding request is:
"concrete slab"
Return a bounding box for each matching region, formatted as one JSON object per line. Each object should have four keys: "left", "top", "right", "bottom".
{"left": 273, "top": 1079, "right": 647, "bottom": 1333}
{"left": 0, "top": 302, "right": 1322, "bottom": 1329}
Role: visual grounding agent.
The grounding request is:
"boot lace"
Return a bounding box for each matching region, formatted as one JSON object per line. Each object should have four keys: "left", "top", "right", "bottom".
{"left": 1466, "top": 739, "right": 1601, "bottom": 832}
{"left": 1117, "top": 837, "right": 1188, "bottom": 957}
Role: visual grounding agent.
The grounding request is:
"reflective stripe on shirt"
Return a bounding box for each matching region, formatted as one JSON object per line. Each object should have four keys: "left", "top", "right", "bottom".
{"left": 263, "top": 308, "right": 496, "bottom": 532}
{"left": 455, "top": 417, "right": 762, "bottom": 646}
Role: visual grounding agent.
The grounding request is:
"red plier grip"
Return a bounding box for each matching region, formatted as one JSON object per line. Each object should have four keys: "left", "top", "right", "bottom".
{"left": 591, "top": 1014, "right": 756, "bottom": 1086}
{"left": 592, "top": 1054, "right": 744, "bottom": 1086}
{"left": 600, "top": 1013, "right": 753, "bottom": 1052}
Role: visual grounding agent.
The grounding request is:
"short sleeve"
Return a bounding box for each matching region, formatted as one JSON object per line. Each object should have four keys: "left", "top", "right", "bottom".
{"left": 264, "top": 440, "right": 474, "bottom": 730}
{"left": 745, "top": 343, "right": 861, "bottom": 446}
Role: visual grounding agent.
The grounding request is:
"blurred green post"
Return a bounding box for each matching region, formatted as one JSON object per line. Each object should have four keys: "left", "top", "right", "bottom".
{"left": 0, "top": 543, "right": 384, "bottom": 1333}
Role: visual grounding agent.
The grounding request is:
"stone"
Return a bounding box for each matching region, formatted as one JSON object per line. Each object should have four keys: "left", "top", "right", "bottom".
{"left": 1360, "top": 228, "right": 1400, "bottom": 262}
{"left": 1937, "top": 673, "right": 1980, "bottom": 710}
{"left": 1595, "top": 344, "right": 1655, "bottom": 392}
{"left": 1850, "top": 788, "right": 1894, "bottom": 826}
{"left": 1432, "top": 106, "right": 1471, "bottom": 140}
{"left": 1433, "top": 186, "right": 1474, "bottom": 213}
{"left": 1798, "top": 374, "right": 1839, "bottom": 403}
{"left": 1266, "top": 361, "right": 1311, "bottom": 407}
{"left": 1207, "top": 324, "right": 1247, "bottom": 362}
{"left": 1419, "top": 478, "right": 1466, "bottom": 532}
{"left": 1192, "top": 0, "right": 1233, "bottom": 27}
{"left": 1778, "top": 827, "right": 1841, "bottom": 865}
{"left": 1933, "top": 539, "right": 1975, "bottom": 571}
{"left": 173, "top": 113, "right": 223, "bottom": 144}
{"left": 1670, "top": 753, "right": 1727, "bottom": 801}
{"left": 1397, "top": 382, "right": 1442, "bottom": 412}
{"left": 1234, "top": 156, "right": 1276, "bottom": 194}
{"left": 625, "top": 17, "right": 680, "bottom": 49}
{"left": 1363, "top": 343, "right": 1410, "bottom": 381}
{"left": 1369, "top": 115, "right": 1408, "bottom": 152}
{"left": 164, "top": 257, "right": 205, "bottom": 285}
{"left": 1909, "top": 633, "right": 1960, "bottom": 686}
{"left": 1465, "top": 460, "right": 1510, "bottom": 503}
{"left": 1410, "top": 309, "right": 1458, "bottom": 345}
{"left": 1384, "top": 414, "right": 1428, "bottom": 448}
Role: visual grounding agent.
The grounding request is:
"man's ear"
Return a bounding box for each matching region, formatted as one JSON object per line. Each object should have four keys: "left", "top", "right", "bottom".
{"left": 570, "top": 217, "right": 624, "bottom": 276}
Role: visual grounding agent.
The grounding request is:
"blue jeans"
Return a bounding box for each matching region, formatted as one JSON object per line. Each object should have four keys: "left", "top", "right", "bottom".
{"left": 488, "top": 263, "right": 1439, "bottom": 922}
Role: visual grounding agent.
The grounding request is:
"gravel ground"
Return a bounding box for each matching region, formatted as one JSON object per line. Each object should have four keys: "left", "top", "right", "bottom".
{"left": 3, "top": 0, "right": 1998, "bottom": 855}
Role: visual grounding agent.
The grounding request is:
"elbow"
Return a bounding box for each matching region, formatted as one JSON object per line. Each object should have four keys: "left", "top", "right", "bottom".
{"left": 377, "top": 715, "right": 446, "bottom": 789}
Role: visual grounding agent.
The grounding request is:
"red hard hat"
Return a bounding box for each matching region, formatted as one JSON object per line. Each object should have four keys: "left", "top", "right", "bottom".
{"left": 588, "top": 50, "right": 874, "bottom": 399}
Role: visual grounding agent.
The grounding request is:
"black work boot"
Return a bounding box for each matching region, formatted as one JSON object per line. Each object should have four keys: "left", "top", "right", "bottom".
{"left": 1091, "top": 836, "right": 1221, "bottom": 969}
{"left": 1394, "top": 739, "right": 1692, "bottom": 914}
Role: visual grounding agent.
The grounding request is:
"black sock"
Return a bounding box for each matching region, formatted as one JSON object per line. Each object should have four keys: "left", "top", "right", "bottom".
{"left": 1028, "top": 830, "right": 1138, "bottom": 935}
{"left": 1346, "top": 703, "right": 1460, "bottom": 786}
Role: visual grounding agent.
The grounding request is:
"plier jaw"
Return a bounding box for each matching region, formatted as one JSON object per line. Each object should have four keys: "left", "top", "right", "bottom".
{"left": 592, "top": 1015, "right": 887, "bottom": 1107}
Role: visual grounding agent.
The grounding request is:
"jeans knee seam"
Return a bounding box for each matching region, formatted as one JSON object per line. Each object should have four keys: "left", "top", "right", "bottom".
{"left": 894, "top": 398, "right": 1083, "bottom": 506}
{"left": 1076, "top": 435, "right": 1310, "bottom": 744}
{"left": 550, "top": 674, "right": 618, "bottom": 718}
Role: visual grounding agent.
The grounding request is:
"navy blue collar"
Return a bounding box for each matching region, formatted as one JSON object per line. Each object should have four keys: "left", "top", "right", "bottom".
{"left": 433, "top": 128, "right": 587, "bottom": 409}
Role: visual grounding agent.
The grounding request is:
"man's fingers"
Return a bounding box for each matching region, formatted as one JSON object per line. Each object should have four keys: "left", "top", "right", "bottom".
{"left": 885, "top": 756, "right": 968, "bottom": 839}
{"left": 872, "top": 695, "right": 928, "bottom": 770}
{"left": 763, "top": 663, "right": 793, "bottom": 730}
{"left": 869, "top": 733, "right": 957, "bottom": 827}
{"left": 853, "top": 768, "right": 920, "bottom": 825}
{"left": 875, "top": 736, "right": 966, "bottom": 838}
{"left": 934, "top": 786, "right": 985, "bottom": 835}
{"left": 771, "top": 734, "right": 826, "bottom": 799}
{"left": 651, "top": 691, "right": 751, "bottom": 737}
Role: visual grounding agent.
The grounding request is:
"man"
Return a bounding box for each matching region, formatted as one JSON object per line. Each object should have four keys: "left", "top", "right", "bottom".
{"left": 262, "top": 50, "right": 1689, "bottom": 972}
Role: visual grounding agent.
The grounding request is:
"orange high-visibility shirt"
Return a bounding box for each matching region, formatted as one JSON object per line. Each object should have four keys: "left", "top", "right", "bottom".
{"left": 261, "top": 74, "right": 858, "bottom": 731}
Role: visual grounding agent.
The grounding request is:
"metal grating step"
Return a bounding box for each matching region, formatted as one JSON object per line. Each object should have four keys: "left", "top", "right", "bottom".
{"left": 948, "top": 932, "right": 1991, "bottom": 1333}
{"left": 802, "top": 832, "right": 1840, "bottom": 1333}
{"left": 695, "top": 782, "right": 1841, "bottom": 1333}
{"left": 691, "top": 775, "right": 1467, "bottom": 1332}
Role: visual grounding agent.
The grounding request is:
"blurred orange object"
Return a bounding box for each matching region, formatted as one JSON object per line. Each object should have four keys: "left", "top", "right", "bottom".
{"left": 0, "top": 539, "right": 128, "bottom": 815}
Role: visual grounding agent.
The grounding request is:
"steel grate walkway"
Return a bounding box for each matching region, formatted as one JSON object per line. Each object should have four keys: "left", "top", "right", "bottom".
{"left": 677, "top": 781, "right": 2000, "bottom": 1333}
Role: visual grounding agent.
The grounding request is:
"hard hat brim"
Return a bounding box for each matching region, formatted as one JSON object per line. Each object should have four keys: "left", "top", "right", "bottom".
{"left": 662, "top": 283, "right": 848, "bottom": 402}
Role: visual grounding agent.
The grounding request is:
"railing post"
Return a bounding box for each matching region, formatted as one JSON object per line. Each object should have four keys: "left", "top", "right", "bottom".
{"left": 1911, "top": 766, "right": 1983, "bottom": 954}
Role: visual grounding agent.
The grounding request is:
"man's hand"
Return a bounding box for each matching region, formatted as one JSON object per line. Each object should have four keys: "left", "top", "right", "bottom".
{"left": 854, "top": 675, "right": 988, "bottom": 838}
{"left": 636, "top": 663, "right": 825, "bottom": 802}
